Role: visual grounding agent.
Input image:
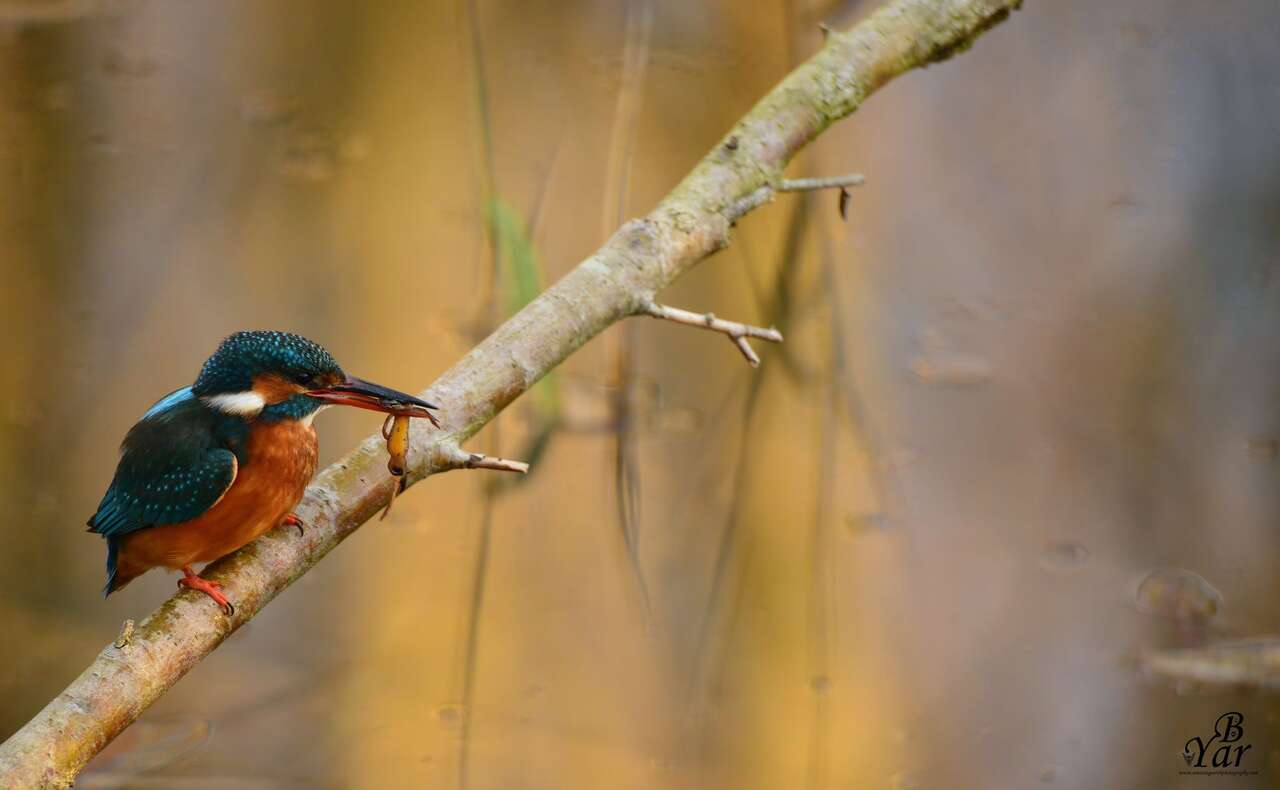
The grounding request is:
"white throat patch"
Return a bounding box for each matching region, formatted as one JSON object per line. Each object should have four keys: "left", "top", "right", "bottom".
{"left": 299, "top": 404, "right": 331, "bottom": 427}
{"left": 203, "top": 390, "right": 267, "bottom": 416}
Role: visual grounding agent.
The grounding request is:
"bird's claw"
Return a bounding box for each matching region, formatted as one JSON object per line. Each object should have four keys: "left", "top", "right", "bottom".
{"left": 282, "top": 513, "right": 305, "bottom": 536}
{"left": 178, "top": 571, "right": 235, "bottom": 616}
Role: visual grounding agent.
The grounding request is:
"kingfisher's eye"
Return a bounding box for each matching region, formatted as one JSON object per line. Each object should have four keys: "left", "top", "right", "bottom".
{"left": 293, "top": 371, "right": 314, "bottom": 386}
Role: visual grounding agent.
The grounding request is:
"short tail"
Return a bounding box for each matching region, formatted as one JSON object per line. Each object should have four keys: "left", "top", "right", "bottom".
{"left": 102, "top": 537, "right": 119, "bottom": 597}
{"left": 102, "top": 537, "right": 141, "bottom": 597}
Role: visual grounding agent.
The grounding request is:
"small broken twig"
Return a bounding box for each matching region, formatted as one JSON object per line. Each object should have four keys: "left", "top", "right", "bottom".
{"left": 641, "top": 302, "right": 783, "bottom": 367}
{"left": 728, "top": 173, "right": 864, "bottom": 221}
{"left": 780, "top": 174, "right": 864, "bottom": 220}
{"left": 777, "top": 174, "right": 865, "bottom": 192}
{"left": 464, "top": 453, "right": 530, "bottom": 474}
{"left": 437, "top": 442, "right": 530, "bottom": 475}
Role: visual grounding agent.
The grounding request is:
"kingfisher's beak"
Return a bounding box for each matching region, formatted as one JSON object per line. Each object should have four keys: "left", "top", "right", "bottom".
{"left": 307, "top": 376, "right": 440, "bottom": 427}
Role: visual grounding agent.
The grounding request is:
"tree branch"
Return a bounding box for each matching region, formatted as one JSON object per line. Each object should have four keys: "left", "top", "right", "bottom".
{"left": 0, "top": 1, "right": 1022, "bottom": 785}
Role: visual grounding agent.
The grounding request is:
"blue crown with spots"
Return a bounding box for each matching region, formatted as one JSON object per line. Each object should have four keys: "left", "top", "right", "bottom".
{"left": 192, "top": 331, "right": 344, "bottom": 395}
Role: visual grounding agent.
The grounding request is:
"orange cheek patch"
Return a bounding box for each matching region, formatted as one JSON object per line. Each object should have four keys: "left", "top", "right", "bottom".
{"left": 252, "top": 373, "right": 305, "bottom": 405}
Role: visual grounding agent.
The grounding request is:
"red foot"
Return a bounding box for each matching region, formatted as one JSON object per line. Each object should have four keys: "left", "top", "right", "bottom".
{"left": 178, "top": 566, "right": 234, "bottom": 616}
{"left": 282, "top": 513, "right": 305, "bottom": 536}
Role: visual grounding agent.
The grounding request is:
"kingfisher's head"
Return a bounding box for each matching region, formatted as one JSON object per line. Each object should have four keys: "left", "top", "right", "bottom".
{"left": 192, "top": 330, "right": 438, "bottom": 424}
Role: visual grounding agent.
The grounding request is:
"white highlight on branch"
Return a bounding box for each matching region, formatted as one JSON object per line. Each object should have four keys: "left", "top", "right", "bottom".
{"left": 641, "top": 301, "right": 783, "bottom": 367}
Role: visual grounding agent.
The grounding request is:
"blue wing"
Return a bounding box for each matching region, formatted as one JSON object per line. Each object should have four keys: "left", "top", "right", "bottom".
{"left": 88, "top": 387, "right": 239, "bottom": 594}
{"left": 141, "top": 385, "right": 195, "bottom": 420}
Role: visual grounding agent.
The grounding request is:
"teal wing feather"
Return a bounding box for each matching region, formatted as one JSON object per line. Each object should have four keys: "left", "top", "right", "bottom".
{"left": 88, "top": 387, "right": 240, "bottom": 594}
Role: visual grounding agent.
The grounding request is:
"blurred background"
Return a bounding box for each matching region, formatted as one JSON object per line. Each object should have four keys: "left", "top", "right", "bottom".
{"left": 2, "top": 0, "right": 1280, "bottom": 787}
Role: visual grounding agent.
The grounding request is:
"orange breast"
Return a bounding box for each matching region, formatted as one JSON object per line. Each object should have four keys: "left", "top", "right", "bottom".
{"left": 120, "top": 419, "right": 318, "bottom": 571}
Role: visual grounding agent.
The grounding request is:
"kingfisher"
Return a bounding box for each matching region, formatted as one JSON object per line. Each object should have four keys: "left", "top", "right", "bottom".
{"left": 87, "top": 330, "right": 438, "bottom": 614}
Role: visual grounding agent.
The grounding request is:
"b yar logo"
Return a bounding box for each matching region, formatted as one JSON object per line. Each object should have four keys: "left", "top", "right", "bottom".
{"left": 1181, "top": 712, "right": 1255, "bottom": 775}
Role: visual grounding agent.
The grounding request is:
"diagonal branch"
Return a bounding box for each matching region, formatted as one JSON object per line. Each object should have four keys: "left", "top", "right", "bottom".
{"left": 0, "top": 1, "right": 1023, "bottom": 785}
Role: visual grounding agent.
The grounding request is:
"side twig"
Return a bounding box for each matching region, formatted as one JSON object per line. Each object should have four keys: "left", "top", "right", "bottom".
{"left": 462, "top": 452, "right": 531, "bottom": 474}
{"left": 641, "top": 301, "right": 783, "bottom": 367}
{"left": 777, "top": 174, "right": 865, "bottom": 192}
{"left": 731, "top": 172, "right": 864, "bottom": 220}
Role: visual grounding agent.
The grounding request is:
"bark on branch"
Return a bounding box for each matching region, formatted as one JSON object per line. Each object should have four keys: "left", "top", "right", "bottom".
{"left": 0, "top": 1, "right": 1022, "bottom": 785}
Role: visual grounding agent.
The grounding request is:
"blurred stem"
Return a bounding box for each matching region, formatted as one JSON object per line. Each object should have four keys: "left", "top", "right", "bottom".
{"left": 0, "top": 2, "right": 1024, "bottom": 785}
{"left": 601, "top": 0, "right": 654, "bottom": 239}
{"left": 807, "top": 364, "right": 838, "bottom": 790}
{"left": 605, "top": 0, "right": 656, "bottom": 618}
{"left": 460, "top": 0, "right": 499, "bottom": 314}
{"left": 782, "top": 3, "right": 833, "bottom": 785}
{"left": 456, "top": 1, "right": 502, "bottom": 787}
{"left": 457, "top": 496, "right": 492, "bottom": 790}
{"left": 688, "top": 191, "right": 808, "bottom": 710}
